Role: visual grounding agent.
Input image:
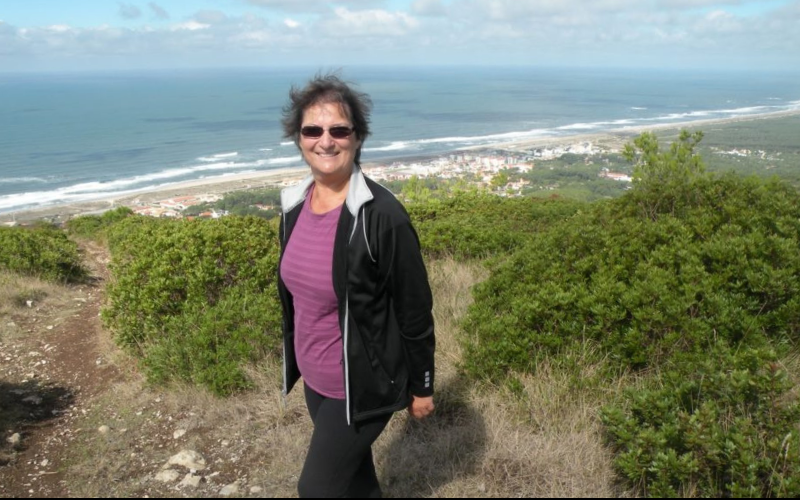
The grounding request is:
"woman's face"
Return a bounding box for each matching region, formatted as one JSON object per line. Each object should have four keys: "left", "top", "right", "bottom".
{"left": 300, "top": 102, "right": 362, "bottom": 183}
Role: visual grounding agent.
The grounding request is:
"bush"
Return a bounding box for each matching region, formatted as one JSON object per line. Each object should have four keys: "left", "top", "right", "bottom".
{"left": 183, "top": 189, "right": 281, "bottom": 219}
{"left": 65, "top": 206, "right": 133, "bottom": 240}
{"left": 461, "top": 131, "right": 800, "bottom": 497}
{"left": 103, "top": 215, "right": 282, "bottom": 395}
{"left": 463, "top": 142, "right": 800, "bottom": 378}
{"left": 601, "top": 345, "right": 800, "bottom": 498}
{"left": 408, "top": 192, "right": 583, "bottom": 259}
{"left": 0, "top": 225, "right": 85, "bottom": 283}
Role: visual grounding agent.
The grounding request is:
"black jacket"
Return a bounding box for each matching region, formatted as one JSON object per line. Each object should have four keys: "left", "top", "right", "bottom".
{"left": 278, "top": 166, "right": 435, "bottom": 424}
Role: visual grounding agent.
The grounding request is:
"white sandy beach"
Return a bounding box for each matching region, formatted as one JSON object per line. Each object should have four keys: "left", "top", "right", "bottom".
{"left": 483, "top": 108, "right": 800, "bottom": 152}
{"left": 3, "top": 108, "right": 799, "bottom": 225}
{"left": 0, "top": 166, "right": 309, "bottom": 224}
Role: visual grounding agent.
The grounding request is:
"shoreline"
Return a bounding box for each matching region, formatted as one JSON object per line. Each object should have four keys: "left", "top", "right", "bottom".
{"left": 477, "top": 108, "right": 800, "bottom": 152}
{"left": 0, "top": 167, "right": 308, "bottom": 224}
{"left": 3, "top": 108, "right": 799, "bottom": 224}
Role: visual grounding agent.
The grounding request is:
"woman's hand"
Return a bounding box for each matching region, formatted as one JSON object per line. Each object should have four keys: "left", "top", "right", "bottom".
{"left": 407, "top": 395, "right": 435, "bottom": 420}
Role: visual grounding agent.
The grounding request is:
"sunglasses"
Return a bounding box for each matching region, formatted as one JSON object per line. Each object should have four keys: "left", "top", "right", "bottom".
{"left": 300, "top": 126, "right": 355, "bottom": 140}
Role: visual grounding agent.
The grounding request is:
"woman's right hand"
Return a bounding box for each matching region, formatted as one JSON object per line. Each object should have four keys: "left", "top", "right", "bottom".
{"left": 407, "top": 395, "right": 435, "bottom": 420}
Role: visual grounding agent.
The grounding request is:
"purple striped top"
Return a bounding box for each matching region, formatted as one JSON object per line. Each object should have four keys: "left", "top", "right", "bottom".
{"left": 280, "top": 186, "right": 345, "bottom": 399}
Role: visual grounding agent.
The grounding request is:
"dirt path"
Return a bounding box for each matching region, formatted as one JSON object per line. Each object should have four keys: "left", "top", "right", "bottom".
{"left": 1, "top": 242, "right": 120, "bottom": 497}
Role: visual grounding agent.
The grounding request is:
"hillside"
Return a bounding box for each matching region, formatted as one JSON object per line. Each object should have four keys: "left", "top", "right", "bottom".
{"left": 1, "top": 246, "right": 621, "bottom": 497}
{"left": 3, "top": 130, "right": 800, "bottom": 497}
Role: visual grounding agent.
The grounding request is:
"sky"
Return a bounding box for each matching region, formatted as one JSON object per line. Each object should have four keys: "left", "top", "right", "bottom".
{"left": 0, "top": 0, "right": 799, "bottom": 72}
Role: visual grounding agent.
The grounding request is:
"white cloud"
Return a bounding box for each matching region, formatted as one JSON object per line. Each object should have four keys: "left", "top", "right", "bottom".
{"left": 194, "top": 10, "right": 229, "bottom": 25}
{"left": 246, "top": 0, "right": 385, "bottom": 13}
{"left": 321, "top": 7, "right": 420, "bottom": 37}
{"left": 656, "top": 0, "right": 742, "bottom": 8}
{"left": 412, "top": 0, "right": 448, "bottom": 17}
{"left": 170, "top": 21, "right": 211, "bottom": 31}
{"left": 46, "top": 25, "right": 74, "bottom": 33}
{"left": 0, "top": 1, "right": 796, "bottom": 71}
{"left": 705, "top": 9, "right": 737, "bottom": 22}
{"left": 458, "top": 0, "right": 626, "bottom": 20}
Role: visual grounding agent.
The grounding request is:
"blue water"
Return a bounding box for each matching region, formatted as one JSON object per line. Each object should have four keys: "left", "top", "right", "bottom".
{"left": 1, "top": 66, "right": 799, "bottom": 214}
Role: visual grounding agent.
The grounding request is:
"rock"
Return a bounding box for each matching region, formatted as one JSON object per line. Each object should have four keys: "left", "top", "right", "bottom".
{"left": 40, "top": 459, "right": 49, "bottom": 467}
{"left": 165, "top": 450, "right": 207, "bottom": 471}
{"left": 155, "top": 469, "right": 180, "bottom": 483}
{"left": 22, "top": 395, "right": 42, "bottom": 405}
{"left": 250, "top": 486, "right": 263, "bottom": 494}
{"left": 98, "top": 425, "right": 110, "bottom": 435}
{"left": 26, "top": 300, "right": 33, "bottom": 308}
{"left": 7, "top": 433, "right": 21, "bottom": 446}
{"left": 219, "top": 482, "right": 239, "bottom": 496}
{"left": 173, "top": 429, "right": 187, "bottom": 439}
{"left": 178, "top": 473, "right": 202, "bottom": 489}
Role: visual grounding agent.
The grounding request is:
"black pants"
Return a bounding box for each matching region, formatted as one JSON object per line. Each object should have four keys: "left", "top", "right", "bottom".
{"left": 299, "top": 384, "right": 392, "bottom": 498}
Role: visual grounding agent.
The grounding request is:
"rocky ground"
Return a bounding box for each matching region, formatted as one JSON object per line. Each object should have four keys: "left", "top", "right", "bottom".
{"left": 1, "top": 242, "right": 119, "bottom": 496}
{"left": 1, "top": 243, "right": 621, "bottom": 498}
{"left": 0, "top": 243, "right": 282, "bottom": 498}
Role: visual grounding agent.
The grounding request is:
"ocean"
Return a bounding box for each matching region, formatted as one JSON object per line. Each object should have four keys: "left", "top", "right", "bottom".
{"left": 1, "top": 66, "right": 799, "bottom": 214}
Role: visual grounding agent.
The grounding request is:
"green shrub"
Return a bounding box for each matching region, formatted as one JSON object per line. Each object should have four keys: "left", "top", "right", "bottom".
{"left": 65, "top": 206, "right": 133, "bottom": 239}
{"left": 408, "top": 192, "right": 583, "bottom": 259}
{"left": 0, "top": 225, "right": 85, "bottom": 283}
{"left": 624, "top": 130, "right": 708, "bottom": 220}
{"left": 463, "top": 141, "right": 800, "bottom": 378}
{"left": 461, "top": 131, "right": 800, "bottom": 497}
{"left": 182, "top": 189, "right": 281, "bottom": 219}
{"left": 601, "top": 345, "right": 800, "bottom": 498}
{"left": 103, "top": 215, "right": 282, "bottom": 395}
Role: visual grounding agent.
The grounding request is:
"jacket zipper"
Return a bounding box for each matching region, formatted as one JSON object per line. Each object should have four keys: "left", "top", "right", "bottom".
{"left": 343, "top": 297, "right": 352, "bottom": 425}
{"left": 281, "top": 211, "right": 289, "bottom": 405}
{"left": 343, "top": 207, "right": 364, "bottom": 425}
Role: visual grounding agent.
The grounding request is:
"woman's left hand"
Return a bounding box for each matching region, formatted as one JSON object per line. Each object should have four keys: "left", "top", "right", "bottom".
{"left": 408, "top": 395, "right": 435, "bottom": 420}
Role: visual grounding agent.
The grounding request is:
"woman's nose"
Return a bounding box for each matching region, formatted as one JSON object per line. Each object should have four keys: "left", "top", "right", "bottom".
{"left": 318, "top": 131, "right": 336, "bottom": 147}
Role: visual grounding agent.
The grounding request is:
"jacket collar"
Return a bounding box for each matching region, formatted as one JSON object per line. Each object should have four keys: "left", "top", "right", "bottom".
{"left": 280, "top": 165, "right": 374, "bottom": 217}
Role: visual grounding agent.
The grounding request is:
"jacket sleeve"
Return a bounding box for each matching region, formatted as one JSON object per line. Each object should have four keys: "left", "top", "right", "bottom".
{"left": 379, "top": 213, "right": 436, "bottom": 398}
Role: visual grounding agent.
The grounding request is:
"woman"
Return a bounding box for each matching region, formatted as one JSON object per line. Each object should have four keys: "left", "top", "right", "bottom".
{"left": 277, "top": 73, "right": 436, "bottom": 498}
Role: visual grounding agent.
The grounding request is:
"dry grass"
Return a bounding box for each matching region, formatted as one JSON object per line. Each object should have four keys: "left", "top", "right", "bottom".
{"left": 375, "top": 258, "right": 626, "bottom": 498}
{"left": 47, "top": 257, "right": 633, "bottom": 497}
{"left": 0, "top": 270, "right": 82, "bottom": 340}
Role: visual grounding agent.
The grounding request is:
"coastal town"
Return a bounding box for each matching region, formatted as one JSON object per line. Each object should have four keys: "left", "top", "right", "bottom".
{"left": 6, "top": 130, "right": 793, "bottom": 227}
{"left": 0, "top": 139, "right": 635, "bottom": 227}
{"left": 100, "top": 140, "right": 632, "bottom": 221}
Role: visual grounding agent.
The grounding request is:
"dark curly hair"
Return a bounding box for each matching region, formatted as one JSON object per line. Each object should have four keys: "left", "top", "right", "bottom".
{"left": 281, "top": 73, "right": 373, "bottom": 165}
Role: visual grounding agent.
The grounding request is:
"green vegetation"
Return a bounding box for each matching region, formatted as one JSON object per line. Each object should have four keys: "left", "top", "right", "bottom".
{"left": 462, "top": 130, "right": 800, "bottom": 497}
{"left": 382, "top": 175, "right": 475, "bottom": 202}
{"left": 518, "top": 153, "right": 633, "bottom": 201}
{"left": 65, "top": 206, "right": 134, "bottom": 240}
{"left": 661, "top": 113, "right": 800, "bottom": 186}
{"left": 182, "top": 188, "right": 282, "bottom": 219}
{"left": 7, "top": 116, "right": 800, "bottom": 496}
{"left": 407, "top": 192, "right": 583, "bottom": 259}
{"left": 102, "top": 215, "right": 282, "bottom": 395}
{"left": 0, "top": 224, "right": 85, "bottom": 283}
{"left": 601, "top": 345, "right": 800, "bottom": 497}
